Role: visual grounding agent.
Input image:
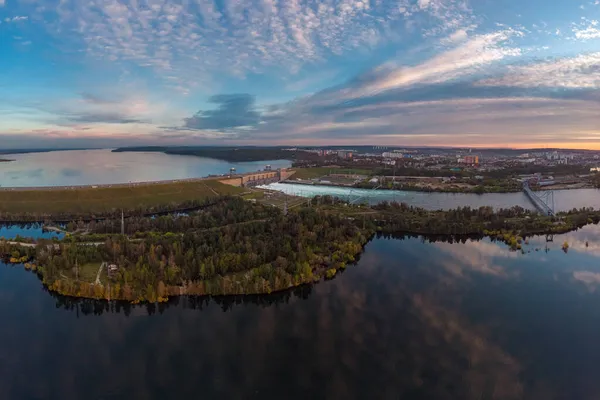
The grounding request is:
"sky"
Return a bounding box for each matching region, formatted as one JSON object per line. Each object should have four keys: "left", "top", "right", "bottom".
{"left": 0, "top": 0, "right": 599, "bottom": 149}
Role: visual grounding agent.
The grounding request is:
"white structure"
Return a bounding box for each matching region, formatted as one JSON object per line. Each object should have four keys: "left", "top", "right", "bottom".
{"left": 382, "top": 152, "right": 403, "bottom": 159}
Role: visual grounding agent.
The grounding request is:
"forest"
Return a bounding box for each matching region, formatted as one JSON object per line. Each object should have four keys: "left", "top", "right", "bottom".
{"left": 1, "top": 198, "right": 370, "bottom": 302}
{"left": 2, "top": 195, "right": 600, "bottom": 303}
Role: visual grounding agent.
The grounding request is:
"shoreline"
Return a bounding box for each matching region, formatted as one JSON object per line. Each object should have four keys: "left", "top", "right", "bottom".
{"left": 2, "top": 191, "right": 599, "bottom": 304}
{"left": 1, "top": 221, "right": 593, "bottom": 303}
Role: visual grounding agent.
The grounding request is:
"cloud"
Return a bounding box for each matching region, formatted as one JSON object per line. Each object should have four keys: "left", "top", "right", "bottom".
{"left": 183, "top": 94, "right": 260, "bottom": 130}
{"left": 573, "top": 271, "right": 600, "bottom": 290}
{"left": 168, "top": 31, "right": 599, "bottom": 146}
{"left": 0, "top": 0, "right": 5, "bottom": 7}
{"left": 4, "top": 0, "right": 600, "bottom": 148}
{"left": 574, "top": 26, "right": 600, "bottom": 40}
{"left": 26, "top": 0, "right": 474, "bottom": 89}
{"left": 4, "top": 16, "right": 28, "bottom": 23}
{"left": 80, "top": 92, "right": 119, "bottom": 105}
{"left": 571, "top": 18, "right": 600, "bottom": 40}
{"left": 343, "top": 29, "right": 523, "bottom": 99}
{"left": 4, "top": 92, "right": 160, "bottom": 128}
{"left": 26, "top": 0, "right": 406, "bottom": 88}
{"left": 63, "top": 112, "right": 145, "bottom": 124}
{"left": 479, "top": 53, "right": 600, "bottom": 89}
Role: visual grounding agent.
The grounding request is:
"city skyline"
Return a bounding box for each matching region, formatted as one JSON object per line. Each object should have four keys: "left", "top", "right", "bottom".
{"left": 1, "top": 0, "right": 599, "bottom": 149}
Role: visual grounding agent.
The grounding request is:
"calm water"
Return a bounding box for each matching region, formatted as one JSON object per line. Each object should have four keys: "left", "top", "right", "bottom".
{"left": 0, "top": 149, "right": 291, "bottom": 187}
{"left": 0, "top": 225, "right": 63, "bottom": 240}
{"left": 2, "top": 225, "right": 600, "bottom": 399}
{"left": 263, "top": 182, "right": 600, "bottom": 212}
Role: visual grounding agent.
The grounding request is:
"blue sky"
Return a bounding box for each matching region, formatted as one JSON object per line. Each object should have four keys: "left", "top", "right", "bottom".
{"left": 0, "top": 0, "right": 599, "bottom": 149}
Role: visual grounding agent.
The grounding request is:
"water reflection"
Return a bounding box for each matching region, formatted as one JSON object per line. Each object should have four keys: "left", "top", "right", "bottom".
{"left": 45, "top": 285, "right": 315, "bottom": 317}
{"left": 2, "top": 233, "right": 600, "bottom": 399}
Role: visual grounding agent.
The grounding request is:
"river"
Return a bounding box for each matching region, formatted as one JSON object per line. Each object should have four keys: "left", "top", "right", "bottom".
{"left": 2, "top": 224, "right": 600, "bottom": 399}
{"left": 262, "top": 182, "right": 600, "bottom": 212}
{"left": 0, "top": 149, "right": 291, "bottom": 187}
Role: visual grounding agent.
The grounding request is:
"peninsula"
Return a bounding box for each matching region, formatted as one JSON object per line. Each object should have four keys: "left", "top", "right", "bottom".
{"left": 1, "top": 177, "right": 599, "bottom": 303}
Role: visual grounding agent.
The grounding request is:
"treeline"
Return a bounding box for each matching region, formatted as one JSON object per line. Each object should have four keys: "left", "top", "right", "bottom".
{"left": 365, "top": 201, "right": 600, "bottom": 236}
{"left": 353, "top": 178, "right": 521, "bottom": 193}
{"left": 310, "top": 195, "right": 600, "bottom": 236}
{"left": 0, "top": 197, "right": 224, "bottom": 223}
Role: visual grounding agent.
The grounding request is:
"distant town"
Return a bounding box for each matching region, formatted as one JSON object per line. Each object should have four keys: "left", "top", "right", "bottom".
{"left": 281, "top": 146, "right": 600, "bottom": 192}
{"left": 284, "top": 146, "right": 599, "bottom": 169}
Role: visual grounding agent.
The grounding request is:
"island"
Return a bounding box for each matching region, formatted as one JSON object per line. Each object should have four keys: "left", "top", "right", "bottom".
{"left": 1, "top": 177, "right": 599, "bottom": 303}
{"left": 0, "top": 158, "right": 14, "bottom": 162}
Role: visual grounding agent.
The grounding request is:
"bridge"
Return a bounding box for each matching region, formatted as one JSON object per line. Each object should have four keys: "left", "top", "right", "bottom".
{"left": 348, "top": 182, "right": 383, "bottom": 205}
{"left": 523, "top": 180, "right": 555, "bottom": 216}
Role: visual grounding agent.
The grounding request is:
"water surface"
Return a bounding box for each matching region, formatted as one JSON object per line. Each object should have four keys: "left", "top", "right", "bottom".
{"left": 263, "top": 182, "right": 600, "bottom": 212}
{"left": 0, "top": 225, "right": 63, "bottom": 240}
{"left": 0, "top": 149, "right": 291, "bottom": 187}
{"left": 2, "top": 226, "right": 600, "bottom": 399}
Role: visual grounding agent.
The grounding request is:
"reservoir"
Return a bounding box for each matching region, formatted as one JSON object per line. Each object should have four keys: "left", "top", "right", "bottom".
{"left": 2, "top": 225, "right": 600, "bottom": 399}
{"left": 0, "top": 149, "right": 291, "bottom": 187}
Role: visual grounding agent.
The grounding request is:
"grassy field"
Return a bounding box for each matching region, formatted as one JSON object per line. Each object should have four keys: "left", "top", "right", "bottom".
{"left": 240, "top": 190, "right": 266, "bottom": 200}
{"left": 290, "top": 167, "right": 373, "bottom": 180}
{"left": 0, "top": 179, "right": 244, "bottom": 215}
{"left": 77, "top": 262, "right": 102, "bottom": 282}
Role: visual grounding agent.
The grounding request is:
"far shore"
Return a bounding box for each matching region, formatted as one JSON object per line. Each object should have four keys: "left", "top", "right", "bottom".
{"left": 281, "top": 179, "right": 596, "bottom": 193}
